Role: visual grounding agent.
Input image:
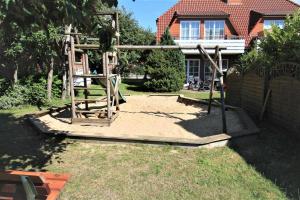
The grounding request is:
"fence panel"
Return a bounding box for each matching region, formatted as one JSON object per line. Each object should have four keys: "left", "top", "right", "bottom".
{"left": 225, "top": 70, "right": 242, "bottom": 106}
{"left": 268, "top": 63, "right": 300, "bottom": 133}
{"left": 225, "top": 62, "right": 300, "bottom": 134}
{"left": 240, "top": 71, "right": 264, "bottom": 117}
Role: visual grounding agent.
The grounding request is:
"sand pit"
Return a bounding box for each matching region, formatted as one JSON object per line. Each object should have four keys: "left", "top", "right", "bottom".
{"left": 29, "top": 95, "right": 259, "bottom": 145}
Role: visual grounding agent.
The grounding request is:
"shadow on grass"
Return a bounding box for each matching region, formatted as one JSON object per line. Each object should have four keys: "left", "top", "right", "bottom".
{"left": 230, "top": 123, "right": 300, "bottom": 199}
{"left": 0, "top": 112, "right": 71, "bottom": 171}
{"left": 122, "top": 79, "right": 149, "bottom": 92}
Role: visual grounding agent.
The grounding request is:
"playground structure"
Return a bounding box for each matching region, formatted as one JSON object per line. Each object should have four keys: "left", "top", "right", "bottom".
{"left": 65, "top": 11, "right": 229, "bottom": 132}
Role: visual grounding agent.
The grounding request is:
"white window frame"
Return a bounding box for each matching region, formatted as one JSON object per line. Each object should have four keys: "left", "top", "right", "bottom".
{"left": 204, "top": 20, "right": 225, "bottom": 40}
{"left": 204, "top": 59, "right": 228, "bottom": 80}
{"left": 263, "top": 19, "right": 285, "bottom": 30}
{"left": 180, "top": 21, "right": 200, "bottom": 40}
{"left": 186, "top": 59, "right": 201, "bottom": 83}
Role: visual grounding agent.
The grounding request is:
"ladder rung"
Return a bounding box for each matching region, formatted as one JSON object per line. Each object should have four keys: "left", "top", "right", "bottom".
{"left": 75, "top": 48, "right": 84, "bottom": 53}
{"left": 87, "top": 94, "right": 105, "bottom": 97}
{"left": 74, "top": 99, "right": 107, "bottom": 102}
{"left": 73, "top": 74, "right": 106, "bottom": 79}
{"left": 75, "top": 110, "right": 104, "bottom": 114}
{"left": 74, "top": 87, "right": 106, "bottom": 90}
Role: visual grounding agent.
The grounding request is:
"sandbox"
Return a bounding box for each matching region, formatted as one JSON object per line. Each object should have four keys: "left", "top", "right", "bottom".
{"left": 28, "top": 95, "right": 259, "bottom": 146}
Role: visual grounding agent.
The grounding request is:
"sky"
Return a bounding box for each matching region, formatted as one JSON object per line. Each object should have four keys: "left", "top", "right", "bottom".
{"left": 119, "top": 0, "right": 300, "bottom": 32}
{"left": 119, "top": 0, "right": 178, "bottom": 32}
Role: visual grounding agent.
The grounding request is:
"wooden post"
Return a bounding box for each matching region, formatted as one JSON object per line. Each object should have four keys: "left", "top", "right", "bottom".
{"left": 260, "top": 89, "right": 272, "bottom": 121}
{"left": 84, "top": 53, "right": 89, "bottom": 74}
{"left": 207, "top": 46, "right": 219, "bottom": 114}
{"left": 115, "top": 12, "right": 120, "bottom": 46}
{"left": 102, "top": 53, "right": 106, "bottom": 76}
{"left": 84, "top": 78, "right": 88, "bottom": 110}
{"left": 82, "top": 49, "right": 89, "bottom": 110}
{"left": 218, "top": 51, "right": 227, "bottom": 133}
{"left": 47, "top": 57, "right": 54, "bottom": 101}
{"left": 105, "top": 52, "right": 112, "bottom": 119}
{"left": 61, "top": 63, "right": 67, "bottom": 99}
{"left": 68, "top": 36, "right": 76, "bottom": 120}
{"left": 197, "top": 46, "right": 227, "bottom": 133}
{"left": 74, "top": 27, "right": 80, "bottom": 44}
{"left": 115, "top": 76, "right": 120, "bottom": 111}
{"left": 64, "top": 24, "right": 72, "bottom": 97}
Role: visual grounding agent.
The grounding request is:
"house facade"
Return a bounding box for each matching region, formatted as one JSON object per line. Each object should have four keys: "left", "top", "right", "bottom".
{"left": 156, "top": 0, "right": 299, "bottom": 84}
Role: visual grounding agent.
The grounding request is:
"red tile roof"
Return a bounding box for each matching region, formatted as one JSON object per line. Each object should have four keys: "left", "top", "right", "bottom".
{"left": 175, "top": 10, "right": 230, "bottom": 17}
{"left": 156, "top": 0, "right": 299, "bottom": 45}
{"left": 254, "top": 10, "right": 295, "bottom": 16}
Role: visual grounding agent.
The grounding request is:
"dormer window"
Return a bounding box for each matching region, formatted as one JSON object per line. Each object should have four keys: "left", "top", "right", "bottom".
{"left": 204, "top": 20, "right": 225, "bottom": 40}
{"left": 264, "top": 19, "right": 284, "bottom": 30}
{"left": 180, "top": 21, "right": 200, "bottom": 40}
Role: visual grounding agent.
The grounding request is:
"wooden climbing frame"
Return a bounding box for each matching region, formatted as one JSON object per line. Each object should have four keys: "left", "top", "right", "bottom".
{"left": 66, "top": 33, "right": 121, "bottom": 126}
{"left": 65, "top": 11, "right": 228, "bottom": 132}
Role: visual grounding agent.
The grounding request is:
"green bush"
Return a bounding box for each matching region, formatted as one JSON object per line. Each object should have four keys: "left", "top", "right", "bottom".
{"left": 0, "top": 78, "right": 10, "bottom": 96}
{"left": 144, "top": 28, "right": 185, "bottom": 92}
{"left": 0, "top": 84, "right": 29, "bottom": 109}
{"left": 0, "top": 75, "right": 62, "bottom": 109}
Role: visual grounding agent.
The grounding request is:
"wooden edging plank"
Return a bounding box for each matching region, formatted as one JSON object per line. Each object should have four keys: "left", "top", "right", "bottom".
{"left": 177, "top": 95, "right": 239, "bottom": 110}
{"left": 27, "top": 117, "right": 259, "bottom": 147}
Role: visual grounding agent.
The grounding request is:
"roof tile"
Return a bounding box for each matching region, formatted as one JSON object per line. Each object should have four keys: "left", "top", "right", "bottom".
{"left": 157, "top": 0, "right": 299, "bottom": 45}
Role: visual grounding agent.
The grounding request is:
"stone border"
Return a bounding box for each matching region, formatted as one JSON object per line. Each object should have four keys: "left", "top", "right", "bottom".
{"left": 27, "top": 95, "right": 260, "bottom": 147}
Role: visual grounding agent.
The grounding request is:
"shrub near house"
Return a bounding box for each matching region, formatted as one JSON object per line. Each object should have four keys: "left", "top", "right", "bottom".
{"left": 240, "top": 10, "right": 300, "bottom": 71}
{"left": 144, "top": 28, "right": 185, "bottom": 92}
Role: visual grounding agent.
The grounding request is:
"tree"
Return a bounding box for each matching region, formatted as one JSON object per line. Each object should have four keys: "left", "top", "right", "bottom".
{"left": 240, "top": 10, "right": 300, "bottom": 71}
{"left": 0, "top": 0, "right": 119, "bottom": 99}
{"left": 118, "top": 8, "right": 155, "bottom": 75}
{"left": 144, "top": 28, "right": 185, "bottom": 92}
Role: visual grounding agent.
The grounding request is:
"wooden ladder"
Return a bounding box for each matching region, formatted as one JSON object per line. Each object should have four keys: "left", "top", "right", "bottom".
{"left": 67, "top": 36, "right": 120, "bottom": 125}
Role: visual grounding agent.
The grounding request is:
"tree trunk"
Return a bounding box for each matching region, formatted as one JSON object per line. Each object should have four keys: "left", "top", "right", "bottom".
{"left": 47, "top": 57, "right": 54, "bottom": 100}
{"left": 62, "top": 24, "right": 72, "bottom": 99}
{"left": 12, "top": 64, "right": 18, "bottom": 87}
{"left": 61, "top": 63, "right": 67, "bottom": 99}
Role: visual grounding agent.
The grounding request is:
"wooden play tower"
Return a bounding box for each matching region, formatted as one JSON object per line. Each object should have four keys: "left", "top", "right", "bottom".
{"left": 65, "top": 11, "right": 229, "bottom": 133}
{"left": 65, "top": 12, "right": 121, "bottom": 126}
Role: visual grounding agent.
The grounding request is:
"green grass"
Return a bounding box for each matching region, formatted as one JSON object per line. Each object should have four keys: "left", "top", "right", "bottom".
{"left": 76, "top": 80, "right": 220, "bottom": 100}
{"left": 0, "top": 109, "right": 296, "bottom": 199}
{"left": 44, "top": 143, "right": 286, "bottom": 200}
{"left": 1, "top": 80, "right": 297, "bottom": 199}
{"left": 0, "top": 98, "right": 71, "bottom": 117}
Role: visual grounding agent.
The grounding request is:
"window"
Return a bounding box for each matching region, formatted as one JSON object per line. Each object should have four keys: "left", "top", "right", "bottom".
{"left": 186, "top": 59, "right": 200, "bottom": 82}
{"left": 204, "top": 59, "right": 228, "bottom": 80}
{"left": 180, "top": 21, "right": 200, "bottom": 40}
{"left": 205, "top": 20, "right": 225, "bottom": 40}
{"left": 264, "top": 19, "right": 284, "bottom": 30}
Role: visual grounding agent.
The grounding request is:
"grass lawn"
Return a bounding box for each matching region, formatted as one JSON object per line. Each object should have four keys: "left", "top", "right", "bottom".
{"left": 77, "top": 80, "right": 221, "bottom": 100}
{"left": 0, "top": 81, "right": 299, "bottom": 199}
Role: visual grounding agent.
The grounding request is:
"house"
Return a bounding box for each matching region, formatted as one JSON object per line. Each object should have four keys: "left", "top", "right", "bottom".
{"left": 156, "top": 0, "right": 299, "bottom": 84}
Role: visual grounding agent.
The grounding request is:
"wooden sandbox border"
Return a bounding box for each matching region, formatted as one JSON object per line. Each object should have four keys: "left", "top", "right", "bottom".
{"left": 27, "top": 95, "right": 260, "bottom": 147}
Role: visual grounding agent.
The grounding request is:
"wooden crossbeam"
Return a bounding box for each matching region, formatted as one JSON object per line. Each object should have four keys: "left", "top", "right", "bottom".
{"left": 197, "top": 44, "right": 223, "bottom": 75}
{"left": 74, "top": 44, "right": 227, "bottom": 50}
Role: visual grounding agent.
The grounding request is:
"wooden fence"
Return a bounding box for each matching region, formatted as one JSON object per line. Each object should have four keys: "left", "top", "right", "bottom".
{"left": 226, "top": 62, "right": 300, "bottom": 134}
